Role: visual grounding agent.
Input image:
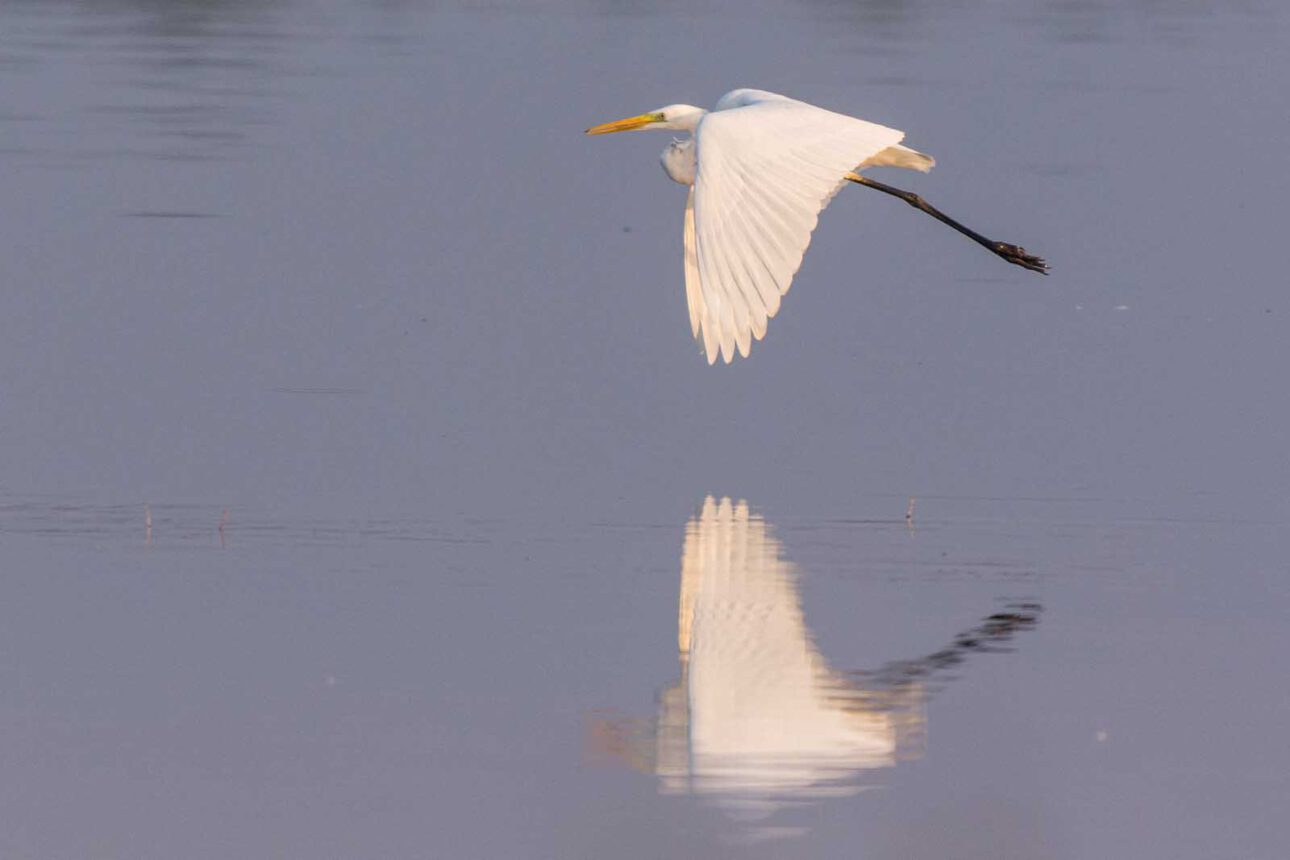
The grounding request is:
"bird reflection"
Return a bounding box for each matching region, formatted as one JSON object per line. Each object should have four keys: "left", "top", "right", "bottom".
{"left": 589, "top": 496, "right": 1039, "bottom": 838}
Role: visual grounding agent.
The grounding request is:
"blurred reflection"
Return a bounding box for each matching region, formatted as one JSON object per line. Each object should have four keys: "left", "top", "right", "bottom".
{"left": 662, "top": 497, "right": 924, "bottom": 811}
{"left": 581, "top": 0, "right": 1247, "bottom": 44}
{"left": 590, "top": 496, "right": 1039, "bottom": 837}
{"left": 1, "top": 0, "right": 1259, "bottom": 168}
{"left": 0, "top": 0, "right": 299, "bottom": 164}
{"left": 786, "top": 0, "right": 1245, "bottom": 45}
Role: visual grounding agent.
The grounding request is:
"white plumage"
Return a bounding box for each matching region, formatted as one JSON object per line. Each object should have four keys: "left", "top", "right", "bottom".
{"left": 588, "top": 89, "right": 934, "bottom": 364}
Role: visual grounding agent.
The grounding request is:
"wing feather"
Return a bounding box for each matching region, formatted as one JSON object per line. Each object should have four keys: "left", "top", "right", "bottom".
{"left": 690, "top": 93, "right": 907, "bottom": 362}
{"left": 682, "top": 189, "right": 705, "bottom": 337}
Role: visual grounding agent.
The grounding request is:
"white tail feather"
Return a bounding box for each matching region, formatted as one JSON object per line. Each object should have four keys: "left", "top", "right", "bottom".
{"left": 864, "top": 144, "right": 935, "bottom": 173}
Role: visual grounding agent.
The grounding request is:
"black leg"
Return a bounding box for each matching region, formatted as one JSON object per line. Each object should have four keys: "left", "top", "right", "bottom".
{"left": 845, "top": 171, "right": 1049, "bottom": 275}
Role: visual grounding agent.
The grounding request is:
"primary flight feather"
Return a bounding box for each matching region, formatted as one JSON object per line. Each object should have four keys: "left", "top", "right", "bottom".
{"left": 587, "top": 88, "right": 1047, "bottom": 364}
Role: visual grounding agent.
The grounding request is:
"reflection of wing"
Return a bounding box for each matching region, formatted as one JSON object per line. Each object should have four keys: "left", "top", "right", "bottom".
{"left": 692, "top": 90, "right": 909, "bottom": 363}
{"left": 658, "top": 497, "right": 922, "bottom": 814}
{"left": 581, "top": 496, "right": 1040, "bottom": 837}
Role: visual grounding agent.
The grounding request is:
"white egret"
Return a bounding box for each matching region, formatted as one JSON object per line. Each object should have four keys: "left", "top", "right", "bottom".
{"left": 587, "top": 89, "right": 1048, "bottom": 364}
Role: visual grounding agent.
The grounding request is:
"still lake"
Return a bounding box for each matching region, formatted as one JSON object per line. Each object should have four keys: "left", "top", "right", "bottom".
{"left": 2, "top": 1, "right": 1287, "bottom": 858}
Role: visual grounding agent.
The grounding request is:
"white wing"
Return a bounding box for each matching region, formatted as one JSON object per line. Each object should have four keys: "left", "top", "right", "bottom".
{"left": 692, "top": 90, "right": 909, "bottom": 364}
{"left": 682, "top": 188, "right": 715, "bottom": 357}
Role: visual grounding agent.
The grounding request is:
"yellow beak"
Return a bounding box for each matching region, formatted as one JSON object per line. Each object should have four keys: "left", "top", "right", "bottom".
{"left": 585, "top": 112, "right": 663, "bottom": 135}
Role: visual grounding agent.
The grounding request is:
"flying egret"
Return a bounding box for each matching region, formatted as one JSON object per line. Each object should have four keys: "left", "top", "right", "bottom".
{"left": 586, "top": 88, "right": 1048, "bottom": 364}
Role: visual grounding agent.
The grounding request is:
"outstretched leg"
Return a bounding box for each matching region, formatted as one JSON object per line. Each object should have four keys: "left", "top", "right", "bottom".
{"left": 844, "top": 171, "right": 1049, "bottom": 274}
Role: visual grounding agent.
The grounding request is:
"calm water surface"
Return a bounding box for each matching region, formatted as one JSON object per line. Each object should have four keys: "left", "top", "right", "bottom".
{"left": 2, "top": 1, "right": 1288, "bottom": 858}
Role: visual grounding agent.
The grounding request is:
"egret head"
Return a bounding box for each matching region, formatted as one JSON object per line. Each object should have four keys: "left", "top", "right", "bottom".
{"left": 585, "top": 103, "right": 706, "bottom": 135}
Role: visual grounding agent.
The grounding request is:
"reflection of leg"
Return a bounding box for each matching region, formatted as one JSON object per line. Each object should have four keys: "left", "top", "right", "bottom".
{"left": 845, "top": 172, "right": 1049, "bottom": 274}
{"left": 854, "top": 603, "right": 1043, "bottom": 689}
{"left": 823, "top": 601, "right": 1035, "bottom": 764}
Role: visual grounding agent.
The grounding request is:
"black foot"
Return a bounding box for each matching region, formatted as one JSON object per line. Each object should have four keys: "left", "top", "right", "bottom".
{"left": 993, "top": 242, "right": 1049, "bottom": 275}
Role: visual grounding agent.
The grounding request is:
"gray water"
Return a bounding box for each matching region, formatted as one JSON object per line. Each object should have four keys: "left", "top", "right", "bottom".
{"left": 2, "top": 1, "right": 1288, "bottom": 858}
